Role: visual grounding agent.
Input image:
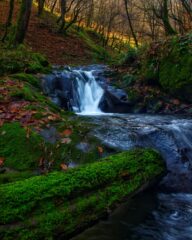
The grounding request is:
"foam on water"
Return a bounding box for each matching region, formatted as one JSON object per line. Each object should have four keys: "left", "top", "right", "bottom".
{"left": 73, "top": 70, "right": 104, "bottom": 115}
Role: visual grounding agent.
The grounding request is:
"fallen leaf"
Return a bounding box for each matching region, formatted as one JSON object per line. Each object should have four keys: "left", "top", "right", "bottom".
{"left": 61, "top": 138, "right": 72, "bottom": 144}
{"left": 98, "top": 146, "right": 103, "bottom": 154}
{"left": 39, "top": 157, "right": 44, "bottom": 167}
{"left": 25, "top": 127, "right": 31, "bottom": 139}
{"left": 0, "top": 157, "right": 5, "bottom": 167}
{"left": 172, "top": 99, "right": 180, "bottom": 105}
{"left": 0, "top": 119, "right": 4, "bottom": 127}
{"left": 1, "top": 130, "right": 6, "bottom": 136}
{"left": 63, "top": 129, "right": 72, "bottom": 137}
{"left": 60, "top": 163, "right": 68, "bottom": 171}
{"left": 47, "top": 115, "right": 55, "bottom": 121}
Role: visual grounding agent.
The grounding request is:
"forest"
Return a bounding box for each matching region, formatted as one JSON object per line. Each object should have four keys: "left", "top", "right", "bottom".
{"left": 0, "top": 0, "right": 192, "bottom": 240}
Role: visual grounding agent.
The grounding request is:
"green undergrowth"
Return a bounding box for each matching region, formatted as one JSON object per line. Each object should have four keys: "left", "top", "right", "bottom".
{"left": 0, "top": 171, "right": 36, "bottom": 185}
{"left": 10, "top": 81, "right": 47, "bottom": 103}
{"left": 0, "top": 45, "right": 50, "bottom": 76}
{"left": 0, "top": 149, "right": 164, "bottom": 240}
{"left": 140, "top": 34, "right": 192, "bottom": 102}
{"left": 7, "top": 75, "right": 60, "bottom": 112}
{"left": 0, "top": 122, "right": 47, "bottom": 171}
{"left": 77, "top": 29, "right": 111, "bottom": 62}
{"left": 0, "top": 120, "right": 102, "bottom": 174}
{"left": 11, "top": 73, "right": 40, "bottom": 88}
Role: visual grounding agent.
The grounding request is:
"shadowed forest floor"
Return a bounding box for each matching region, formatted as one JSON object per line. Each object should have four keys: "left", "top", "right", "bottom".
{"left": 0, "top": 1, "right": 107, "bottom": 65}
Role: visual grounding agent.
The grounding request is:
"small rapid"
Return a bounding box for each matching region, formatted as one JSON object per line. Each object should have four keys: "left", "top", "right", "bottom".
{"left": 73, "top": 70, "right": 104, "bottom": 115}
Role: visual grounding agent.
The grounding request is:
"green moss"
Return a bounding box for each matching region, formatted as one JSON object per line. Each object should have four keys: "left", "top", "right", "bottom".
{"left": 11, "top": 84, "right": 35, "bottom": 101}
{"left": 0, "top": 45, "right": 50, "bottom": 76}
{"left": 139, "top": 33, "right": 192, "bottom": 101}
{"left": 78, "top": 30, "right": 111, "bottom": 62}
{"left": 11, "top": 73, "right": 40, "bottom": 88}
{"left": 159, "top": 51, "right": 192, "bottom": 102}
{"left": 0, "top": 149, "right": 164, "bottom": 239}
{"left": 0, "top": 120, "right": 102, "bottom": 174}
{"left": 0, "top": 171, "right": 36, "bottom": 184}
{"left": 119, "top": 45, "right": 138, "bottom": 65}
{"left": 122, "top": 74, "right": 136, "bottom": 87}
{"left": 0, "top": 122, "right": 44, "bottom": 170}
{"left": 10, "top": 81, "right": 54, "bottom": 106}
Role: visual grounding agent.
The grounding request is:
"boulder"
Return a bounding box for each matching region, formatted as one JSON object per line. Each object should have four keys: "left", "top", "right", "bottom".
{"left": 99, "top": 90, "right": 132, "bottom": 113}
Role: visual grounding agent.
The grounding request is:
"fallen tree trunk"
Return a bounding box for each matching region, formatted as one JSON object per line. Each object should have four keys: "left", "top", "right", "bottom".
{"left": 0, "top": 149, "right": 165, "bottom": 240}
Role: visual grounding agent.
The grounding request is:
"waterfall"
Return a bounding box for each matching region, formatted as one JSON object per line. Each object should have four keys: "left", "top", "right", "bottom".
{"left": 73, "top": 70, "right": 104, "bottom": 115}
{"left": 42, "top": 65, "right": 130, "bottom": 115}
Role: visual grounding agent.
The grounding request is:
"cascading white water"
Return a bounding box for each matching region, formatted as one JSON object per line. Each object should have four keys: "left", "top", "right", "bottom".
{"left": 74, "top": 70, "right": 104, "bottom": 115}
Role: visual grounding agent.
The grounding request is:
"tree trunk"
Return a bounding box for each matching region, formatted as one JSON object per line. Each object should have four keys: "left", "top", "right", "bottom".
{"left": 181, "top": 0, "right": 192, "bottom": 23}
{"left": 162, "top": 0, "right": 176, "bottom": 35}
{"left": 86, "top": 0, "right": 94, "bottom": 28}
{"left": 38, "top": 0, "right": 45, "bottom": 16}
{"left": 124, "top": 0, "right": 138, "bottom": 47}
{"left": 58, "top": 0, "right": 67, "bottom": 32}
{"left": 1, "top": 0, "right": 15, "bottom": 42}
{"left": 13, "top": 0, "right": 33, "bottom": 46}
{"left": 51, "top": 0, "right": 57, "bottom": 13}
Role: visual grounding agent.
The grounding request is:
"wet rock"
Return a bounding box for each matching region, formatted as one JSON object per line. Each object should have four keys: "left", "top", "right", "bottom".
{"left": 76, "top": 142, "right": 91, "bottom": 153}
{"left": 99, "top": 90, "right": 132, "bottom": 113}
{"left": 0, "top": 168, "right": 6, "bottom": 174}
{"left": 40, "top": 127, "right": 60, "bottom": 144}
{"left": 42, "top": 66, "right": 133, "bottom": 113}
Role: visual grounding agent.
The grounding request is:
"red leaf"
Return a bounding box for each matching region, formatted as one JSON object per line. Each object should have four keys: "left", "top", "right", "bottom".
{"left": 60, "top": 163, "right": 68, "bottom": 171}
{"left": 63, "top": 129, "right": 72, "bottom": 137}
{"left": 98, "top": 146, "right": 103, "bottom": 154}
{"left": 61, "top": 138, "right": 72, "bottom": 144}
{"left": 0, "top": 157, "right": 5, "bottom": 167}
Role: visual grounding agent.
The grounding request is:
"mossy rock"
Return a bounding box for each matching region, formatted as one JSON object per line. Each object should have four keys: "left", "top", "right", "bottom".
{"left": 0, "top": 149, "right": 165, "bottom": 240}
{"left": 139, "top": 34, "right": 192, "bottom": 101}
{"left": 0, "top": 122, "right": 103, "bottom": 174}
{"left": 0, "top": 46, "right": 50, "bottom": 76}
{"left": 122, "top": 74, "right": 136, "bottom": 87}
{"left": 0, "top": 171, "right": 36, "bottom": 185}
{"left": 0, "top": 122, "right": 45, "bottom": 171}
{"left": 0, "top": 122, "right": 65, "bottom": 171}
{"left": 11, "top": 73, "right": 40, "bottom": 88}
{"left": 159, "top": 52, "right": 192, "bottom": 102}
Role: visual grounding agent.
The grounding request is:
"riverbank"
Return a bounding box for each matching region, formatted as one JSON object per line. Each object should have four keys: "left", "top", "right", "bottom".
{"left": 0, "top": 46, "right": 167, "bottom": 239}
{"left": 111, "top": 34, "right": 192, "bottom": 115}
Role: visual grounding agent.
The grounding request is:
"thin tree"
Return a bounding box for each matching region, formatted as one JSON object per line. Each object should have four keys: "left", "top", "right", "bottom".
{"left": 13, "top": 0, "right": 33, "bottom": 46}
{"left": 161, "top": 0, "right": 176, "bottom": 35}
{"left": 1, "top": 0, "right": 15, "bottom": 42}
{"left": 58, "top": 0, "right": 67, "bottom": 32}
{"left": 124, "top": 0, "right": 138, "bottom": 47}
{"left": 38, "top": 0, "right": 46, "bottom": 16}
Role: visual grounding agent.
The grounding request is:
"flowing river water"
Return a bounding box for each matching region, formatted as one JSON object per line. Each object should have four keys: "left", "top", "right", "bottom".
{"left": 44, "top": 66, "right": 192, "bottom": 240}
{"left": 72, "top": 114, "right": 192, "bottom": 240}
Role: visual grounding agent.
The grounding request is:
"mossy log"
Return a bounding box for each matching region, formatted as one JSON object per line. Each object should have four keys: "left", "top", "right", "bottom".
{"left": 0, "top": 149, "right": 165, "bottom": 240}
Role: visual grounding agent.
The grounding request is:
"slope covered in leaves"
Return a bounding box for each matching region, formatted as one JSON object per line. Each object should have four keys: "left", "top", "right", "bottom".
{"left": 0, "top": 0, "right": 113, "bottom": 65}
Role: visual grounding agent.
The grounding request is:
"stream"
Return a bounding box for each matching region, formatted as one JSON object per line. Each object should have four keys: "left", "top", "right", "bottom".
{"left": 43, "top": 65, "right": 192, "bottom": 240}
{"left": 72, "top": 114, "right": 192, "bottom": 240}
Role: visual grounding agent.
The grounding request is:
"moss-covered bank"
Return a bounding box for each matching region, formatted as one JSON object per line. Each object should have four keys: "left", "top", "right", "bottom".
{"left": 0, "top": 149, "right": 165, "bottom": 240}
{"left": 0, "top": 45, "right": 50, "bottom": 76}
{"left": 140, "top": 34, "right": 192, "bottom": 102}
